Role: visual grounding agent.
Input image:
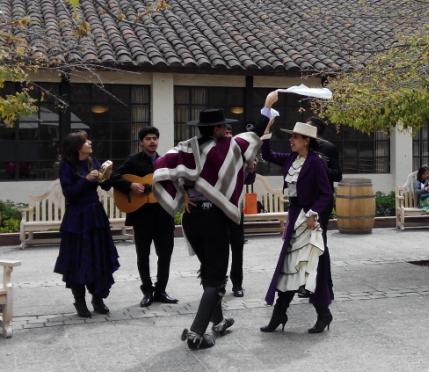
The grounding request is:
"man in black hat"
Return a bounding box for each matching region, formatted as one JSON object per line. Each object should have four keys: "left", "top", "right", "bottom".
{"left": 224, "top": 124, "right": 256, "bottom": 297}
{"left": 153, "top": 109, "right": 261, "bottom": 350}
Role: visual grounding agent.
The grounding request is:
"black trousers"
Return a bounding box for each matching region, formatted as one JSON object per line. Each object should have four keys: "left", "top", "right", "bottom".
{"left": 132, "top": 205, "right": 175, "bottom": 294}
{"left": 228, "top": 214, "right": 244, "bottom": 289}
{"left": 71, "top": 285, "right": 97, "bottom": 300}
{"left": 310, "top": 199, "right": 334, "bottom": 305}
{"left": 182, "top": 204, "right": 230, "bottom": 335}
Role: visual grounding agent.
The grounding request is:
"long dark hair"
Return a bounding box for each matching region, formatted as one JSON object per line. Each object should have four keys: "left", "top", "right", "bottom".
{"left": 417, "top": 165, "right": 429, "bottom": 183}
{"left": 299, "top": 135, "right": 319, "bottom": 151}
{"left": 61, "top": 132, "right": 92, "bottom": 171}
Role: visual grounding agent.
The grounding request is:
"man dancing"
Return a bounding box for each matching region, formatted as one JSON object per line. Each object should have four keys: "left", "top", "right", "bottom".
{"left": 153, "top": 109, "right": 261, "bottom": 350}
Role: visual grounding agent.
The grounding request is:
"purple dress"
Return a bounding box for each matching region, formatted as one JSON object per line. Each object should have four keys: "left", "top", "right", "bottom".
{"left": 261, "top": 139, "right": 334, "bottom": 306}
{"left": 54, "top": 159, "right": 120, "bottom": 298}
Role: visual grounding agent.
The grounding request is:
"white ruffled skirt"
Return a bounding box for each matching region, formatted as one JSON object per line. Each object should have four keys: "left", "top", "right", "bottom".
{"left": 276, "top": 210, "right": 324, "bottom": 293}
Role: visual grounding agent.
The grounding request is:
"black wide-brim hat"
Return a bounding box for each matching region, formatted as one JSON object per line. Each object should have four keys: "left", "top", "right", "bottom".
{"left": 187, "top": 108, "right": 238, "bottom": 127}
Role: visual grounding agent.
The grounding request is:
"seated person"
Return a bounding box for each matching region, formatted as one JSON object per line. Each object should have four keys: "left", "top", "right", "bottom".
{"left": 415, "top": 165, "right": 429, "bottom": 212}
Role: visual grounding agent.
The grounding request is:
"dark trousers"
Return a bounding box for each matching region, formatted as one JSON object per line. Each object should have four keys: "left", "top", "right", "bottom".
{"left": 182, "top": 204, "right": 230, "bottom": 335}
{"left": 229, "top": 214, "right": 244, "bottom": 289}
{"left": 310, "top": 201, "right": 334, "bottom": 306}
{"left": 132, "top": 205, "right": 175, "bottom": 294}
{"left": 71, "top": 285, "right": 98, "bottom": 300}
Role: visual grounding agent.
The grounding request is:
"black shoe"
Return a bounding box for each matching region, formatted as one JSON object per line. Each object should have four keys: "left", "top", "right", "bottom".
{"left": 232, "top": 288, "right": 244, "bottom": 297}
{"left": 74, "top": 300, "right": 92, "bottom": 318}
{"left": 181, "top": 329, "right": 215, "bottom": 350}
{"left": 140, "top": 292, "right": 153, "bottom": 307}
{"left": 92, "top": 297, "right": 110, "bottom": 314}
{"left": 297, "top": 286, "right": 311, "bottom": 298}
{"left": 153, "top": 291, "right": 178, "bottom": 304}
{"left": 212, "top": 318, "right": 235, "bottom": 336}
{"left": 260, "top": 306, "right": 287, "bottom": 332}
{"left": 308, "top": 309, "right": 333, "bottom": 334}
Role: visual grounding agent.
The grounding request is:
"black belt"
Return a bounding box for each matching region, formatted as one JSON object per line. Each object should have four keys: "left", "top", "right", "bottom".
{"left": 191, "top": 200, "right": 214, "bottom": 211}
{"left": 289, "top": 197, "right": 299, "bottom": 207}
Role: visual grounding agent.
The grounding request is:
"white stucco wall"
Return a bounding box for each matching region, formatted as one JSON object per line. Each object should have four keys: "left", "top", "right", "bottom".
{"left": 390, "top": 126, "right": 413, "bottom": 187}
{"left": 152, "top": 73, "right": 175, "bottom": 155}
{"left": 0, "top": 181, "right": 53, "bottom": 204}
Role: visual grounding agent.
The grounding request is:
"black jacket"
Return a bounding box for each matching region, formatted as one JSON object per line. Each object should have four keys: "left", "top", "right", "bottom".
{"left": 315, "top": 139, "right": 342, "bottom": 188}
{"left": 111, "top": 152, "right": 172, "bottom": 226}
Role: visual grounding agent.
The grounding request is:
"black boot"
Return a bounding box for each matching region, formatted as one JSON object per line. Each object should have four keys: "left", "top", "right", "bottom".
{"left": 260, "top": 291, "right": 294, "bottom": 333}
{"left": 92, "top": 296, "right": 110, "bottom": 314}
{"left": 212, "top": 318, "right": 235, "bottom": 336}
{"left": 181, "top": 329, "right": 215, "bottom": 350}
{"left": 308, "top": 305, "right": 333, "bottom": 333}
{"left": 71, "top": 286, "right": 91, "bottom": 318}
{"left": 191, "top": 287, "right": 223, "bottom": 336}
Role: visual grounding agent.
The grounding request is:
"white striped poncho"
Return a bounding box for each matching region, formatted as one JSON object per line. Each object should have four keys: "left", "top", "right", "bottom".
{"left": 153, "top": 132, "right": 261, "bottom": 224}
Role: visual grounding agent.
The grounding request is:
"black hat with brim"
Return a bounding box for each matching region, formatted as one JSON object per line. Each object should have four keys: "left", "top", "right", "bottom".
{"left": 187, "top": 108, "right": 238, "bottom": 127}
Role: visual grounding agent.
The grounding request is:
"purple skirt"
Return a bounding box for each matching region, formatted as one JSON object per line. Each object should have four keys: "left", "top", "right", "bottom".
{"left": 54, "top": 202, "right": 120, "bottom": 298}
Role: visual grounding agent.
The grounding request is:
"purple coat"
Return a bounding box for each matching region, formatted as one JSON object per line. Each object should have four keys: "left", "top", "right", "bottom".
{"left": 261, "top": 139, "right": 333, "bottom": 305}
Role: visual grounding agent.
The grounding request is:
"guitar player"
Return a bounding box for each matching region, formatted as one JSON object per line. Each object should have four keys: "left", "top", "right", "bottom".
{"left": 111, "top": 127, "right": 178, "bottom": 307}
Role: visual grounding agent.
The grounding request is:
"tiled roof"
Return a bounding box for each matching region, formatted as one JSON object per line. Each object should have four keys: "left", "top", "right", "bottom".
{"left": 1, "top": 0, "right": 428, "bottom": 74}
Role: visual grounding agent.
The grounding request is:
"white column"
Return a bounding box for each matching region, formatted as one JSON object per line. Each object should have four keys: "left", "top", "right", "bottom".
{"left": 390, "top": 126, "right": 413, "bottom": 187}
{"left": 152, "top": 73, "right": 174, "bottom": 155}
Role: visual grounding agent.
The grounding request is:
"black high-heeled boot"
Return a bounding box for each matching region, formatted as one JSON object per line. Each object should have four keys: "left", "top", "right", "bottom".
{"left": 260, "top": 291, "right": 294, "bottom": 333}
{"left": 71, "top": 286, "right": 91, "bottom": 318}
{"left": 308, "top": 305, "right": 333, "bottom": 333}
{"left": 92, "top": 296, "right": 110, "bottom": 314}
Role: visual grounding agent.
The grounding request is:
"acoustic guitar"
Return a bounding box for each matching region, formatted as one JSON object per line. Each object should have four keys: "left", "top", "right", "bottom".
{"left": 113, "top": 174, "right": 157, "bottom": 213}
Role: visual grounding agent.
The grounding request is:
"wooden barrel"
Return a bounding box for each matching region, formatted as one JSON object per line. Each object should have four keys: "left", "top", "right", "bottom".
{"left": 336, "top": 178, "right": 375, "bottom": 234}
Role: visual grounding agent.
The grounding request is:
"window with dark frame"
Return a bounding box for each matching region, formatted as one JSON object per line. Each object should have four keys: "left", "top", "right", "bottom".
{"left": 69, "top": 84, "right": 151, "bottom": 168}
{"left": 413, "top": 124, "right": 429, "bottom": 170}
{"left": 252, "top": 88, "right": 390, "bottom": 175}
{"left": 0, "top": 82, "right": 61, "bottom": 180}
{"left": 0, "top": 83, "right": 150, "bottom": 181}
{"left": 174, "top": 86, "right": 246, "bottom": 144}
{"left": 173, "top": 86, "right": 390, "bottom": 175}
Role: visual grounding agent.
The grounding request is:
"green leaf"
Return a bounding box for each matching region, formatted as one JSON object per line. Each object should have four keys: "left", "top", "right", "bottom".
{"left": 67, "top": 0, "right": 80, "bottom": 9}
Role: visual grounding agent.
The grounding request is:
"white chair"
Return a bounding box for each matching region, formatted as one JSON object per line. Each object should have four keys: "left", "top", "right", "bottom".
{"left": 0, "top": 260, "right": 21, "bottom": 338}
{"left": 395, "top": 170, "right": 429, "bottom": 230}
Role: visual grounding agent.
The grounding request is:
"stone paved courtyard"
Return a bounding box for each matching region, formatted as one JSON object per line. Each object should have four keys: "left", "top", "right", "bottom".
{"left": 1, "top": 228, "right": 429, "bottom": 371}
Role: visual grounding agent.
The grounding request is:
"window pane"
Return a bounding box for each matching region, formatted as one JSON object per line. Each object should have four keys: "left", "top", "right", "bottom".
{"left": 70, "top": 85, "right": 91, "bottom": 103}
{"left": 92, "top": 85, "right": 110, "bottom": 103}
{"left": 0, "top": 161, "right": 17, "bottom": 180}
{"left": 92, "top": 141, "right": 110, "bottom": 161}
{"left": 132, "top": 105, "right": 150, "bottom": 122}
{"left": 111, "top": 141, "right": 131, "bottom": 159}
{"left": 40, "top": 105, "right": 59, "bottom": 123}
{"left": 110, "top": 85, "right": 130, "bottom": 104}
{"left": 24, "top": 161, "right": 58, "bottom": 180}
{"left": 131, "top": 86, "right": 150, "bottom": 104}
{"left": 110, "top": 104, "right": 130, "bottom": 123}
{"left": 191, "top": 88, "right": 207, "bottom": 105}
{"left": 89, "top": 121, "right": 110, "bottom": 141}
{"left": 18, "top": 121, "right": 39, "bottom": 140}
{"left": 0, "top": 124, "right": 15, "bottom": 140}
{"left": 39, "top": 122, "right": 60, "bottom": 141}
{"left": 71, "top": 104, "right": 93, "bottom": 128}
{"left": 111, "top": 122, "right": 131, "bottom": 141}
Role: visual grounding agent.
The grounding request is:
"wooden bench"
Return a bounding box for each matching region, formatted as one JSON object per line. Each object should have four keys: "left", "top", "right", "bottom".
{"left": 395, "top": 186, "right": 429, "bottom": 230}
{"left": 0, "top": 260, "right": 21, "bottom": 338}
{"left": 20, "top": 179, "right": 131, "bottom": 248}
{"left": 243, "top": 174, "right": 288, "bottom": 234}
